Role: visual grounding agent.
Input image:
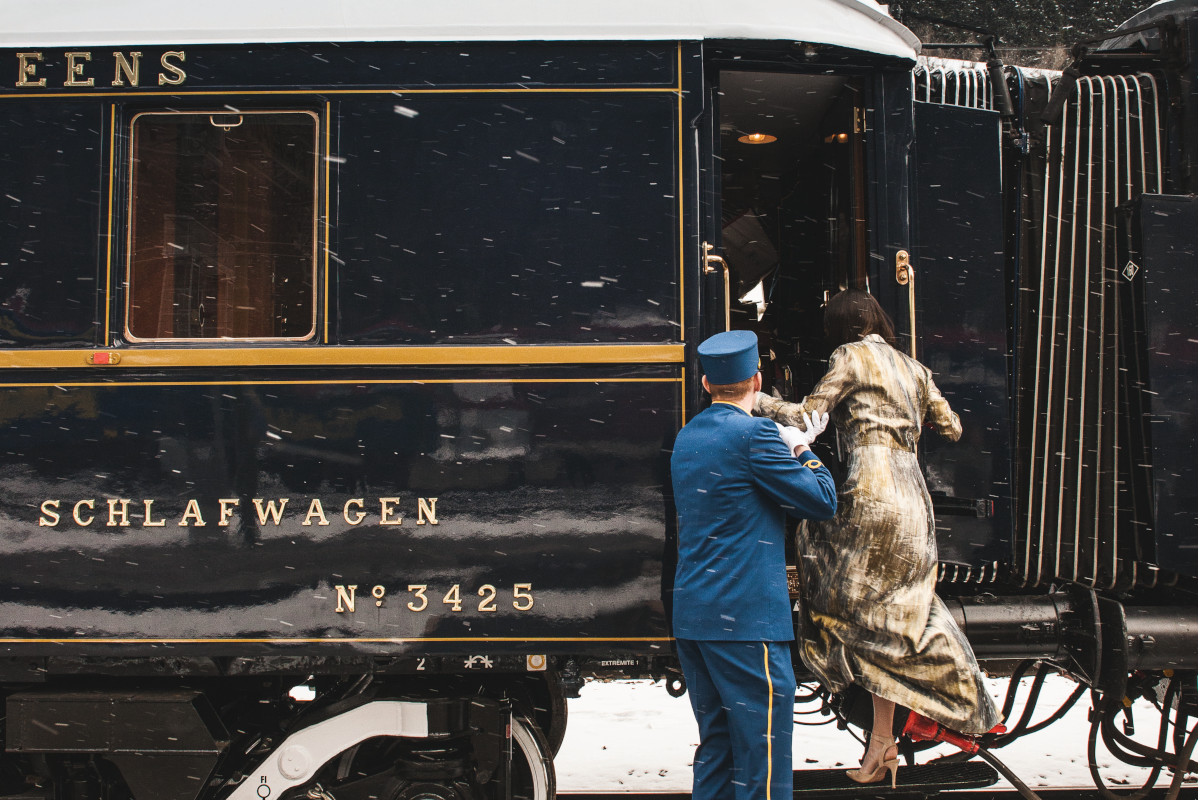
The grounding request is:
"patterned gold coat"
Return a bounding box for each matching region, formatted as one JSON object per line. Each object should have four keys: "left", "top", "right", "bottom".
{"left": 755, "top": 334, "right": 1000, "bottom": 734}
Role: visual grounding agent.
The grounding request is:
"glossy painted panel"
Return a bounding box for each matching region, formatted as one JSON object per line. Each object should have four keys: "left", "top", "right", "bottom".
{"left": 1126, "top": 195, "right": 1197, "bottom": 576}
{"left": 0, "top": 101, "right": 102, "bottom": 346}
{"left": 0, "top": 371, "right": 679, "bottom": 653}
{"left": 333, "top": 93, "right": 680, "bottom": 344}
{"left": 911, "top": 102, "right": 1012, "bottom": 568}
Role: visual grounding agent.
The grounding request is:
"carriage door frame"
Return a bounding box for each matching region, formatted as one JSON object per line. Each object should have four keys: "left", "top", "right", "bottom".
{"left": 695, "top": 52, "right": 886, "bottom": 402}
{"left": 906, "top": 61, "right": 1015, "bottom": 577}
{"left": 696, "top": 50, "right": 728, "bottom": 345}
{"left": 677, "top": 42, "right": 718, "bottom": 416}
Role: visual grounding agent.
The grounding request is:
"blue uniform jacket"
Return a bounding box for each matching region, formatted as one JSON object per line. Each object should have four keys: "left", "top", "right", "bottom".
{"left": 671, "top": 402, "right": 837, "bottom": 641}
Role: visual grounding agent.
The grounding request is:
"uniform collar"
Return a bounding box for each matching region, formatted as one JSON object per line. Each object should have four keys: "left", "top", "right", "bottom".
{"left": 710, "top": 401, "right": 751, "bottom": 415}
{"left": 861, "top": 333, "right": 886, "bottom": 344}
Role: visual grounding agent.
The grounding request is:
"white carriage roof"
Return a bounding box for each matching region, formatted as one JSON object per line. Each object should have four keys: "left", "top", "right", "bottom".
{"left": 1, "top": 0, "right": 920, "bottom": 60}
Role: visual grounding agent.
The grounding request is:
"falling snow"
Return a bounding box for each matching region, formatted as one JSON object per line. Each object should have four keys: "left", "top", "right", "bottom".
{"left": 555, "top": 678, "right": 1195, "bottom": 793}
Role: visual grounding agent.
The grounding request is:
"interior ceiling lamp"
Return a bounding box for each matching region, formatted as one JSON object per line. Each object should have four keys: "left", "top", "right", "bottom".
{"left": 737, "top": 132, "right": 777, "bottom": 144}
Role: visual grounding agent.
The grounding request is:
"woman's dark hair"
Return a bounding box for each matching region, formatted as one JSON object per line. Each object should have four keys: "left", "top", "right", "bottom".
{"left": 823, "top": 288, "right": 897, "bottom": 348}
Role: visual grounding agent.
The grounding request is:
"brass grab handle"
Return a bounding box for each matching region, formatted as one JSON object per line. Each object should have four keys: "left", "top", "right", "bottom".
{"left": 703, "top": 241, "right": 731, "bottom": 331}
{"left": 895, "top": 250, "right": 916, "bottom": 358}
{"left": 210, "top": 114, "right": 243, "bottom": 130}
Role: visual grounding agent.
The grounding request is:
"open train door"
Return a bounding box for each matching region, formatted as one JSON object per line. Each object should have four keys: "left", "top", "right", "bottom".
{"left": 907, "top": 64, "right": 1015, "bottom": 580}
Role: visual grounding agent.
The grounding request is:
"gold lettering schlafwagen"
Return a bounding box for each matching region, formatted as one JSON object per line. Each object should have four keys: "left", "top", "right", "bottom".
{"left": 15, "top": 50, "right": 187, "bottom": 88}
{"left": 37, "top": 497, "right": 439, "bottom": 528}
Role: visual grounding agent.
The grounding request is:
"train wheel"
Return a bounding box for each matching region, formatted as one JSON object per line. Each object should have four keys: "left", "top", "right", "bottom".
{"left": 501, "top": 674, "right": 569, "bottom": 758}
{"left": 511, "top": 713, "right": 555, "bottom": 800}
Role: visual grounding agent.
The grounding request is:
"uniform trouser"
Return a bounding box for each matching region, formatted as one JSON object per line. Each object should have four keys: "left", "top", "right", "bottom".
{"left": 676, "top": 639, "right": 796, "bottom": 800}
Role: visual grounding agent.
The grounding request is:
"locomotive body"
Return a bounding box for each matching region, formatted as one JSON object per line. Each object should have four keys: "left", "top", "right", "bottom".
{"left": 0, "top": 1, "right": 1193, "bottom": 798}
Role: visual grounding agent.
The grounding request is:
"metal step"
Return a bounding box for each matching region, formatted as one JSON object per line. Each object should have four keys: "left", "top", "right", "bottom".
{"left": 792, "top": 762, "right": 999, "bottom": 796}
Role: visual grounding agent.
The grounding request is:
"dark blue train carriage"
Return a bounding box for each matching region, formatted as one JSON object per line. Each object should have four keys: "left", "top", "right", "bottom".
{"left": 0, "top": 1, "right": 1194, "bottom": 798}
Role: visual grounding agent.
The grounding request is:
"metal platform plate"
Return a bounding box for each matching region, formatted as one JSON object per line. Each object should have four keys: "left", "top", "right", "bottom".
{"left": 791, "top": 762, "right": 999, "bottom": 796}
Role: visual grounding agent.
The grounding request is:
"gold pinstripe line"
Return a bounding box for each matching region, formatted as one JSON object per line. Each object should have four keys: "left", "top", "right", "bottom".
{"left": 676, "top": 43, "right": 688, "bottom": 425}
{"left": 0, "top": 343, "right": 684, "bottom": 370}
{"left": 2, "top": 87, "right": 678, "bottom": 100}
{"left": 0, "top": 376, "right": 680, "bottom": 389}
{"left": 0, "top": 636, "right": 675, "bottom": 644}
{"left": 103, "top": 107, "right": 116, "bottom": 342}
{"left": 323, "top": 100, "right": 332, "bottom": 343}
{"left": 676, "top": 43, "right": 685, "bottom": 344}
{"left": 680, "top": 365, "right": 687, "bottom": 427}
{"left": 764, "top": 643, "right": 774, "bottom": 800}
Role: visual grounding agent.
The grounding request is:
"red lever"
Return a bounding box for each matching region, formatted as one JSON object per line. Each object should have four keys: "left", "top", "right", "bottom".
{"left": 902, "top": 711, "right": 1006, "bottom": 755}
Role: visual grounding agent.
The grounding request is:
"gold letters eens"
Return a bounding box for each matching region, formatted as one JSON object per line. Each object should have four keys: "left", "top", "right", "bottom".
{"left": 15, "top": 50, "right": 187, "bottom": 89}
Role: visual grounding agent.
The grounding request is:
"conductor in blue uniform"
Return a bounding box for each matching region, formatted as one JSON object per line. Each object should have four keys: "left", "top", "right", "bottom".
{"left": 671, "top": 330, "right": 837, "bottom": 800}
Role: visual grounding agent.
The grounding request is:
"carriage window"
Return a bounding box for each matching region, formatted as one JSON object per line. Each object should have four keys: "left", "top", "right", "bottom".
{"left": 125, "top": 111, "right": 318, "bottom": 342}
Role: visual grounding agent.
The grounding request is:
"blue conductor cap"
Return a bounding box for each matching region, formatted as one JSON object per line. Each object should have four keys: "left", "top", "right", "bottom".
{"left": 697, "top": 330, "right": 760, "bottom": 385}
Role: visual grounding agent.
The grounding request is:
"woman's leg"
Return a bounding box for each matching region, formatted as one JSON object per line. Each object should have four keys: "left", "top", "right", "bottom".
{"left": 871, "top": 693, "right": 895, "bottom": 746}
{"left": 847, "top": 692, "right": 900, "bottom": 785}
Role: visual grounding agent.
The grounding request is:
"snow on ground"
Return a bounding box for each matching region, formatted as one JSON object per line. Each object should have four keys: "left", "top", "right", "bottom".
{"left": 554, "top": 676, "right": 1196, "bottom": 793}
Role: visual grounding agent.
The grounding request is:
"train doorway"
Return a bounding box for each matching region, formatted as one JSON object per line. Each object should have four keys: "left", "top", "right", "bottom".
{"left": 708, "top": 68, "right": 870, "bottom": 405}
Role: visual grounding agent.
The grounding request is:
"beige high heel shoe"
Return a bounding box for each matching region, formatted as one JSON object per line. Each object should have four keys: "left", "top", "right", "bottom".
{"left": 846, "top": 732, "right": 900, "bottom": 788}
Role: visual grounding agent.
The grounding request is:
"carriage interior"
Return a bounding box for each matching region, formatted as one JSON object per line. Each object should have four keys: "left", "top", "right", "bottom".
{"left": 715, "top": 68, "right": 869, "bottom": 409}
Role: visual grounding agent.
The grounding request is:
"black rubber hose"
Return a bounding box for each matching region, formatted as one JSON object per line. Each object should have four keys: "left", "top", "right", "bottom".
{"left": 1021, "top": 682, "right": 1086, "bottom": 736}
{"left": 1098, "top": 684, "right": 1198, "bottom": 773}
{"left": 975, "top": 745, "right": 1045, "bottom": 800}
{"left": 939, "top": 676, "right": 1086, "bottom": 766}
{"left": 1087, "top": 687, "right": 1169, "bottom": 800}
{"left": 1173, "top": 684, "right": 1189, "bottom": 753}
{"left": 1100, "top": 699, "right": 1169, "bottom": 769}
{"left": 997, "top": 660, "right": 1040, "bottom": 723}
{"left": 1001, "top": 662, "right": 1051, "bottom": 741}
{"left": 988, "top": 665, "right": 1074, "bottom": 748}
{"left": 1164, "top": 725, "right": 1198, "bottom": 800}
{"left": 1105, "top": 715, "right": 1172, "bottom": 765}
{"left": 795, "top": 683, "right": 823, "bottom": 703}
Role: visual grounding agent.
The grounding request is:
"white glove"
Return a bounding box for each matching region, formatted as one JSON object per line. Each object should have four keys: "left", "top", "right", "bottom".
{"left": 795, "top": 410, "right": 829, "bottom": 449}
{"left": 775, "top": 411, "right": 829, "bottom": 455}
{"left": 775, "top": 423, "right": 806, "bottom": 455}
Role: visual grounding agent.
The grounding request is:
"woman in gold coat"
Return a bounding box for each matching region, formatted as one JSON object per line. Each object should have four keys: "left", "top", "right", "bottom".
{"left": 755, "top": 289, "right": 999, "bottom": 786}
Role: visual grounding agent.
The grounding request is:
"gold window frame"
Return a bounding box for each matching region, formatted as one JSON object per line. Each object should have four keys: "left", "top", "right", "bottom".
{"left": 123, "top": 109, "right": 320, "bottom": 344}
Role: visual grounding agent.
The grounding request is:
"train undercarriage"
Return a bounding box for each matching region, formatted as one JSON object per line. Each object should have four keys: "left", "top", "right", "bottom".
{"left": 0, "top": 584, "right": 1193, "bottom": 800}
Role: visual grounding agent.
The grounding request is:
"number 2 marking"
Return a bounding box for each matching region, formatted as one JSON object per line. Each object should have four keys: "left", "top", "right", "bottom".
{"left": 477, "top": 584, "right": 498, "bottom": 612}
